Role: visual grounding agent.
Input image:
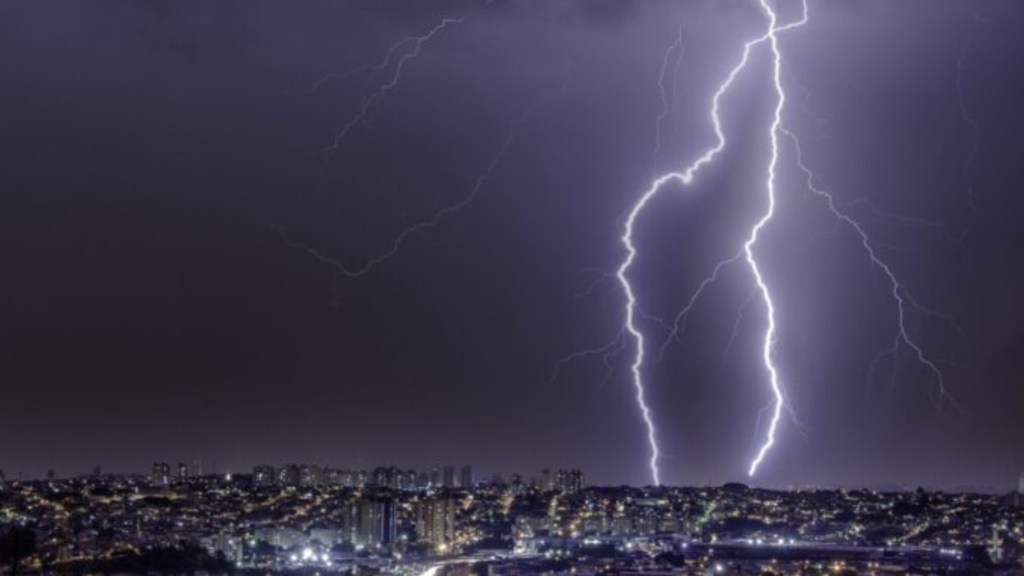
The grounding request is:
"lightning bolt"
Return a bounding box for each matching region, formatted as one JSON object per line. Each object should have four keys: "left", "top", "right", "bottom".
{"left": 618, "top": 0, "right": 814, "bottom": 484}
{"left": 743, "top": 0, "right": 814, "bottom": 478}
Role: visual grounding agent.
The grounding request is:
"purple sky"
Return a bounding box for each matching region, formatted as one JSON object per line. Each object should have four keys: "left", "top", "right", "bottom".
{"left": 1, "top": 0, "right": 1023, "bottom": 489}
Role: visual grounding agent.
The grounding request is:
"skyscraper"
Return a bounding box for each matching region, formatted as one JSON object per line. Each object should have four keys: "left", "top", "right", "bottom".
{"left": 300, "top": 464, "right": 322, "bottom": 487}
{"left": 253, "top": 465, "right": 276, "bottom": 488}
{"left": 459, "top": 465, "right": 473, "bottom": 489}
{"left": 416, "top": 496, "right": 456, "bottom": 551}
{"left": 557, "top": 469, "right": 585, "bottom": 494}
{"left": 177, "top": 462, "right": 189, "bottom": 484}
{"left": 278, "top": 464, "right": 300, "bottom": 487}
{"left": 330, "top": 469, "right": 357, "bottom": 487}
{"left": 348, "top": 498, "right": 396, "bottom": 548}
{"left": 402, "top": 469, "right": 417, "bottom": 491}
{"left": 443, "top": 465, "right": 455, "bottom": 488}
{"left": 540, "top": 469, "right": 555, "bottom": 492}
{"left": 373, "top": 466, "right": 405, "bottom": 489}
{"left": 151, "top": 462, "right": 171, "bottom": 487}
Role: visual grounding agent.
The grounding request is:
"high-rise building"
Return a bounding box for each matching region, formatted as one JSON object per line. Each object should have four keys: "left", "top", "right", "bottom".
{"left": 1012, "top": 473, "right": 1024, "bottom": 508}
{"left": 557, "top": 469, "right": 585, "bottom": 494}
{"left": 373, "top": 466, "right": 404, "bottom": 489}
{"left": 191, "top": 459, "right": 203, "bottom": 477}
{"left": 300, "top": 464, "right": 322, "bottom": 487}
{"left": 278, "top": 464, "right": 301, "bottom": 487}
{"left": 430, "top": 468, "right": 441, "bottom": 487}
{"left": 443, "top": 465, "right": 455, "bottom": 488}
{"left": 253, "top": 465, "right": 276, "bottom": 488}
{"left": 0, "top": 469, "right": 5, "bottom": 489}
{"left": 540, "top": 469, "right": 555, "bottom": 492}
{"left": 459, "top": 465, "right": 473, "bottom": 489}
{"left": 399, "top": 469, "right": 417, "bottom": 491}
{"left": 416, "top": 496, "right": 457, "bottom": 551}
{"left": 347, "top": 498, "right": 396, "bottom": 548}
{"left": 334, "top": 469, "right": 358, "bottom": 487}
{"left": 151, "top": 462, "right": 171, "bottom": 487}
{"left": 177, "top": 462, "right": 189, "bottom": 484}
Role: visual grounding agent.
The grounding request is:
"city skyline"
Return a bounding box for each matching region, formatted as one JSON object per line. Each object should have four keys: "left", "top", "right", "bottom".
{"left": 1, "top": 0, "right": 1024, "bottom": 489}
{"left": 3, "top": 459, "right": 1022, "bottom": 495}
{"left": 2, "top": 469, "right": 1020, "bottom": 573}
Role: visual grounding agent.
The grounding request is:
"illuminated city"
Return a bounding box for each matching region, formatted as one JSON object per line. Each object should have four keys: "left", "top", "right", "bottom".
{"left": 3, "top": 466, "right": 1024, "bottom": 573}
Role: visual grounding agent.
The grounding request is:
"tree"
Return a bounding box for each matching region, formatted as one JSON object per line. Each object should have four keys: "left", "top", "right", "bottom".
{"left": 0, "top": 527, "right": 38, "bottom": 576}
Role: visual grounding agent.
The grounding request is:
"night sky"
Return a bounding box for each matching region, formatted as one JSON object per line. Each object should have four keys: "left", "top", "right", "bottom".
{"left": 2, "top": 0, "right": 1023, "bottom": 490}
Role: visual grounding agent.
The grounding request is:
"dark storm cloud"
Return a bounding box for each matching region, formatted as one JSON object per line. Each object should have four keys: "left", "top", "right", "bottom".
{"left": 1, "top": 0, "right": 1023, "bottom": 490}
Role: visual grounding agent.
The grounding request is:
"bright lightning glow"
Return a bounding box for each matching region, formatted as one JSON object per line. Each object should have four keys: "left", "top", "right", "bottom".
{"left": 288, "top": 1, "right": 966, "bottom": 485}
{"left": 648, "top": 0, "right": 961, "bottom": 478}
{"left": 744, "top": 0, "right": 812, "bottom": 478}
{"left": 617, "top": 0, "right": 809, "bottom": 485}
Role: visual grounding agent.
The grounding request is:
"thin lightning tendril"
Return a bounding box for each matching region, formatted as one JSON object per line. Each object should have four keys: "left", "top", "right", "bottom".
{"left": 654, "top": 25, "right": 685, "bottom": 172}
{"left": 784, "top": 128, "right": 964, "bottom": 416}
{"left": 721, "top": 287, "right": 758, "bottom": 370}
{"left": 281, "top": 95, "right": 548, "bottom": 291}
{"left": 549, "top": 333, "right": 627, "bottom": 388}
{"left": 955, "top": 14, "right": 987, "bottom": 240}
{"left": 321, "top": 18, "right": 465, "bottom": 161}
{"left": 308, "top": 29, "right": 428, "bottom": 95}
{"left": 657, "top": 250, "right": 743, "bottom": 362}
